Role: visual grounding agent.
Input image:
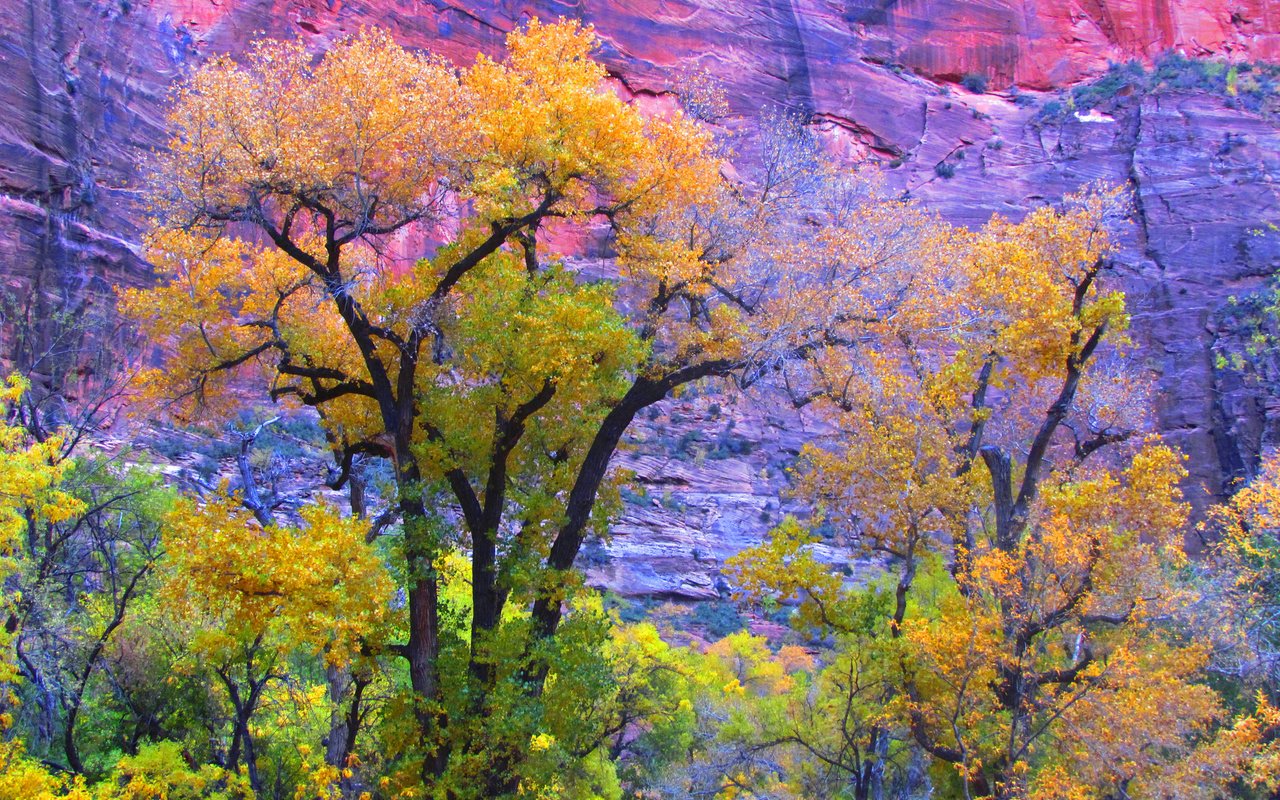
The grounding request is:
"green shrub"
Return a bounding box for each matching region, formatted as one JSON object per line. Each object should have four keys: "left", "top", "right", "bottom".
{"left": 606, "top": 594, "right": 654, "bottom": 625}
{"left": 708, "top": 424, "right": 755, "bottom": 460}
{"left": 691, "top": 601, "right": 747, "bottom": 638}
{"left": 620, "top": 485, "right": 649, "bottom": 505}
{"left": 580, "top": 538, "right": 611, "bottom": 567}
{"left": 961, "top": 73, "right": 988, "bottom": 93}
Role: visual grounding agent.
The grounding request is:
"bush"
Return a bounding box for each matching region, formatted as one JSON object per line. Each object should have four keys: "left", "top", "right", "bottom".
{"left": 1071, "top": 60, "right": 1144, "bottom": 112}
{"left": 579, "top": 537, "right": 611, "bottom": 567}
{"left": 961, "top": 73, "right": 988, "bottom": 93}
{"left": 1012, "top": 90, "right": 1037, "bottom": 108}
{"left": 145, "top": 429, "right": 240, "bottom": 477}
{"left": 691, "top": 601, "right": 747, "bottom": 639}
{"left": 660, "top": 490, "right": 685, "bottom": 511}
{"left": 1046, "top": 56, "right": 1280, "bottom": 120}
{"left": 934, "top": 162, "right": 957, "bottom": 179}
{"left": 606, "top": 594, "right": 653, "bottom": 625}
{"left": 708, "top": 425, "right": 755, "bottom": 460}
{"left": 676, "top": 429, "right": 701, "bottom": 458}
{"left": 766, "top": 604, "right": 794, "bottom": 626}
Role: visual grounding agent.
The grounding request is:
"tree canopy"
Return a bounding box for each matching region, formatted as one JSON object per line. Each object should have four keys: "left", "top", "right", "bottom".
{"left": 0, "top": 17, "right": 1277, "bottom": 800}
{"left": 119, "top": 18, "right": 930, "bottom": 796}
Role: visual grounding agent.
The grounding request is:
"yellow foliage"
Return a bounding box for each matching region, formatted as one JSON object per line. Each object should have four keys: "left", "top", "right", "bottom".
{"left": 725, "top": 187, "right": 1248, "bottom": 799}
{"left": 0, "top": 375, "right": 83, "bottom": 565}
{"left": 0, "top": 376, "right": 86, "bottom": 724}
{"left": 160, "top": 492, "right": 393, "bottom": 668}
{"left": 0, "top": 740, "right": 254, "bottom": 800}
{"left": 94, "top": 742, "right": 253, "bottom": 799}
{"left": 0, "top": 740, "right": 90, "bottom": 800}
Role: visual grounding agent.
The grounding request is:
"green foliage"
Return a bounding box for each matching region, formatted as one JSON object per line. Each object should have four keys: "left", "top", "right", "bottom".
{"left": 619, "top": 484, "right": 649, "bottom": 505}
{"left": 960, "top": 73, "right": 988, "bottom": 94}
{"left": 1070, "top": 58, "right": 1146, "bottom": 112}
{"left": 605, "top": 594, "right": 654, "bottom": 625}
{"left": 689, "top": 601, "right": 747, "bottom": 639}
{"left": 707, "top": 422, "right": 755, "bottom": 460}
{"left": 1039, "top": 55, "right": 1280, "bottom": 123}
{"left": 1212, "top": 267, "right": 1280, "bottom": 391}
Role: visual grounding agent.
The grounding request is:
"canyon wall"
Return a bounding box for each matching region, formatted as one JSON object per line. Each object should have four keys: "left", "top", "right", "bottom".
{"left": 3, "top": 0, "right": 1279, "bottom": 595}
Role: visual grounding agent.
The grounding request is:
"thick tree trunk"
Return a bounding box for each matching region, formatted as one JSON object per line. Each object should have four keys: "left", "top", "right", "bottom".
{"left": 401, "top": 489, "right": 446, "bottom": 778}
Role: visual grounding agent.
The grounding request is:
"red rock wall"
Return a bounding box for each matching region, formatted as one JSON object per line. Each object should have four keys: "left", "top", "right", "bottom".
{"left": 3, "top": 0, "right": 1273, "bottom": 266}
{"left": 147, "top": 0, "right": 1280, "bottom": 88}
{"left": 2, "top": 0, "right": 1279, "bottom": 594}
{"left": 880, "top": 0, "right": 1280, "bottom": 88}
{"left": 4, "top": 0, "right": 1273, "bottom": 277}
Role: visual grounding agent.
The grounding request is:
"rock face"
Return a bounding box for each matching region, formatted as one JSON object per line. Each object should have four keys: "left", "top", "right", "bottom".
{"left": 871, "top": 85, "right": 1280, "bottom": 504}
{"left": 2, "top": 0, "right": 1279, "bottom": 596}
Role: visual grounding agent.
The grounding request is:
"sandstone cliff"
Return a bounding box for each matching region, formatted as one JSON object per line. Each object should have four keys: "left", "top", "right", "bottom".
{"left": 3, "top": 0, "right": 1278, "bottom": 596}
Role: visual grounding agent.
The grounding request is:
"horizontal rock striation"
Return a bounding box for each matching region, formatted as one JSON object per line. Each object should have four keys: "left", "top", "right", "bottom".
{"left": 2, "top": 0, "right": 1278, "bottom": 595}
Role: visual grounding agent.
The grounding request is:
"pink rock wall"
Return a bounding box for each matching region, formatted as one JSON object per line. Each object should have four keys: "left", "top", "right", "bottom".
{"left": 2, "top": 0, "right": 1279, "bottom": 595}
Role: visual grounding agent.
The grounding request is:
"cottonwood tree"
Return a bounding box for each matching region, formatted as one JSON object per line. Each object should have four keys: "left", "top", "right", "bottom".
{"left": 0, "top": 374, "right": 175, "bottom": 781}
{"left": 153, "top": 493, "right": 392, "bottom": 794}
{"left": 732, "top": 189, "right": 1277, "bottom": 799}
{"left": 1207, "top": 455, "right": 1280, "bottom": 684}
{"left": 123, "top": 20, "right": 921, "bottom": 795}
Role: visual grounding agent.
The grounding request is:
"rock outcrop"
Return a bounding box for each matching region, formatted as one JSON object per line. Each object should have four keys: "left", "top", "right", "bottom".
{"left": 2, "top": 0, "right": 1278, "bottom": 596}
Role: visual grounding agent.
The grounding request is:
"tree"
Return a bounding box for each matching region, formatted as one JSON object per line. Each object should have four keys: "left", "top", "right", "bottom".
{"left": 7, "top": 464, "right": 168, "bottom": 775}
{"left": 0, "top": 372, "right": 177, "bottom": 780}
{"left": 153, "top": 492, "right": 392, "bottom": 795}
{"left": 1207, "top": 454, "right": 1280, "bottom": 687}
{"left": 731, "top": 188, "right": 1268, "bottom": 799}
{"left": 0, "top": 379, "right": 259, "bottom": 800}
{"left": 122, "top": 20, "right": 908, "bottom": 795}
{"left": 0, "top": 375, "right": 84, "bottom": 730}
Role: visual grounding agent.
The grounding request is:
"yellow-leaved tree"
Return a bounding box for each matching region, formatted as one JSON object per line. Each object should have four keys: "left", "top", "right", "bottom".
{"left": 120, "top": 19, "right": 930, "bottom": 796}
{"left": 155, "top": 491, "right": 392, "bottom": 791}
{"left": 0, "top": 375, "right": 85, "bottom": 793}
{"left": 731, "top": 188, "right": 1276, "bottom": 799}
{"left": 0, "top": 375, "right": 83, "bottom": 700}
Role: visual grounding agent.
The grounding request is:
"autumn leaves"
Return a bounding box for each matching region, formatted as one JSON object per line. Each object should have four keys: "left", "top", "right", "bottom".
{"left": 3, "top": 16, "right": 1277, "bottom": 800}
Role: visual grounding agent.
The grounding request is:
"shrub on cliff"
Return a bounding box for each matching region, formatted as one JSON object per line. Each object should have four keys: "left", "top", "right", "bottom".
{"left": 961, "top": 72, "right": 988, "bottom": 93}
